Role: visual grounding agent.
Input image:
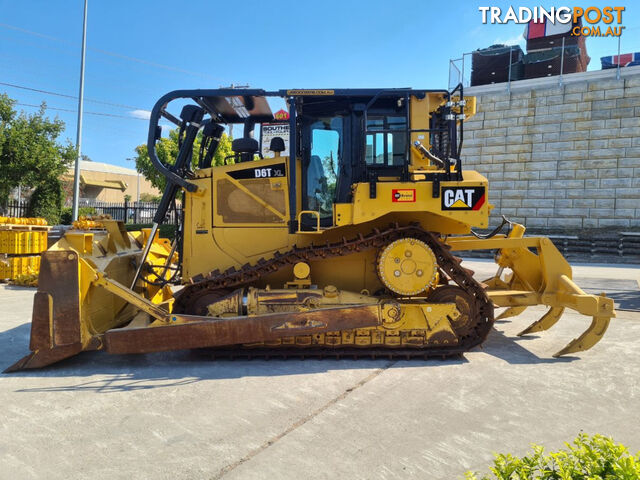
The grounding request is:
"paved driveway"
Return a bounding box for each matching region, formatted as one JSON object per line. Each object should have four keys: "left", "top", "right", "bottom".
{"left": 1, "top": 261, "right": 639, "bottom": 480}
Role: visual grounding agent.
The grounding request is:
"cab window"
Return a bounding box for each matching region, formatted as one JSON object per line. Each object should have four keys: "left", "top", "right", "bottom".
{"left": 365, "top": 115, "right": 407, "bottom": 166}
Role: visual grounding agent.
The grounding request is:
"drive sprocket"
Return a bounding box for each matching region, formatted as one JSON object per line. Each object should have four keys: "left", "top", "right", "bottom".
{"left": 377, "top": 237, "right": 439, "bottom": 296}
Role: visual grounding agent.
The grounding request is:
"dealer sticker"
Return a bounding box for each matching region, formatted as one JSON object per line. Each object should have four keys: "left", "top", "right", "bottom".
{"left": 392, "top": 189, "right": 416, "bottom": 202}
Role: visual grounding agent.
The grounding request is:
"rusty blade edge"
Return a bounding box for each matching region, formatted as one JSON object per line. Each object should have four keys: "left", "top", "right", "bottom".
{"left": 4, "top": 343, "right": 84, "bottom": 373}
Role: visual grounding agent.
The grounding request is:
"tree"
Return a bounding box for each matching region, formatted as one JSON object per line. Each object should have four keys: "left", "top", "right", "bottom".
{"left": 28, "top": 182, "right": 64, "bottom": 224}
{"left": 138, "top": 192, "right": 162, "bottom": 203}
{"left": 133, "top": 128, "right": 233, "bottom": 191}
{"left": 0, "top": 93, "right": 76, "bottom": 223}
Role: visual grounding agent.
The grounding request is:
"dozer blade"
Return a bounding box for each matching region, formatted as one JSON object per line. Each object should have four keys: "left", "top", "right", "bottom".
{"left": 517, "top": 307, "right": 564, "bottom": 336}
{"left": 553, "top": 316, "right": 611, "bottom": 358}
{"left": 5, "top": 252, "right": 86, "bottom": 373}
{"left": 5, "top": 222, "right": 180, "bottom": 372}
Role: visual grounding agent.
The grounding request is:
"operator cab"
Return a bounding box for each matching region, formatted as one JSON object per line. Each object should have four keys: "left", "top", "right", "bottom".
{"left": 298, "top": 94, "right": 414, "bottom": 228}
{"left": 145, "top": 87, "right": 467, "bottom": 234}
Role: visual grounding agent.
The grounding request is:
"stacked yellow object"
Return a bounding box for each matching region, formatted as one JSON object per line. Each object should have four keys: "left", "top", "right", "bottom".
{"left": 0, "top": 230, "right": 48, "bottom": 254}
{"left": 0, "top": 255, "right": 41, "bottom": 280}
{"left": 0, "top": 217, "right": 48, "bottom": 226}
{"left": 71, "top": 214, "right": 111, "bottom": 231}
{"left": 0, "top": 217, "right": 49, "bottom": 282}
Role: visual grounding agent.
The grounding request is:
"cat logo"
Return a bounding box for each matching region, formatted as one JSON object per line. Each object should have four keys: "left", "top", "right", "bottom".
{"left": 441, "top": 186, "right": 485, "bottom": 211}
{"left": 392, "top": 189, "right": 416, "bottom": 202}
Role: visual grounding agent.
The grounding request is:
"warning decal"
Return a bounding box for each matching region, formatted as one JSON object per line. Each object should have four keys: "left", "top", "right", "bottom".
{"left": 441, "top": 186, "right": 485, "bottom": 211}
{"left": 392, "top": 189, "right": 416, "bottom": 203}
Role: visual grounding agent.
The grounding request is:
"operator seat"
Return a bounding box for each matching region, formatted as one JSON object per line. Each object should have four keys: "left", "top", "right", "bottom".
{"left": 232, "top": 137, "right": 260, "bottom": 163}
{"left": 269, "top": 137, "right": 285, "bottom": 157}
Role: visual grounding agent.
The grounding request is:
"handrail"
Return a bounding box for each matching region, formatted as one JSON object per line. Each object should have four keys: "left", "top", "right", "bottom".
{"left": 297, "top": 210, "right": 322, "bottom": 233}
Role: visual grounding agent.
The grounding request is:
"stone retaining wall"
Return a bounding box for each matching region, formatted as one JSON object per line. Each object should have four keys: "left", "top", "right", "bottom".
{"left": 461, "top": 66, "right": 640, "bottom": 229}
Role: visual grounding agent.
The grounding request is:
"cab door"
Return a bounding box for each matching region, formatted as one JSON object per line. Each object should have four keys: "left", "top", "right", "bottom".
{"left": 300, "top": 115, "right": 344, "bottom": 227}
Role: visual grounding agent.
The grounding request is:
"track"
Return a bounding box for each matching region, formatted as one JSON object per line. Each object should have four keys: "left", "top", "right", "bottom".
{"left": 173, "top": 224, "right": 495, "bottom": 358}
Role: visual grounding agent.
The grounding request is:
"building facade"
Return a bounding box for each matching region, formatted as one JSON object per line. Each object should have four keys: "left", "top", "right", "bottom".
{"left": 63, "top": 160, "right": 159, "bottom": 203}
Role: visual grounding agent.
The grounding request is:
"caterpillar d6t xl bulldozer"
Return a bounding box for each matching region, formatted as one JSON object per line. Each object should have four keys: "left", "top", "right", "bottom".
{"left": 6, "top": 86, "right": 615, "bottom": 371}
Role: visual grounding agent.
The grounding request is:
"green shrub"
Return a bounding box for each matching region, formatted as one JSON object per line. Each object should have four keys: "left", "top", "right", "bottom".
{"left": 138, "top": 192, "right": 162, "bottom": 203}
{"left": 465, "top": 434, "right": 640, "bottom": 480}
{"left": 59, "top": 206, "right": 97, "bottom": 225}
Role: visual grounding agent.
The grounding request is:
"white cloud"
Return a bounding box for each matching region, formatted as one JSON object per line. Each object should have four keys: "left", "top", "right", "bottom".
{"left": 129, "top": 109, "right": 151, "bottom": 120}
{"left": 493, "top": 33, "right": 525, "bottom": 46}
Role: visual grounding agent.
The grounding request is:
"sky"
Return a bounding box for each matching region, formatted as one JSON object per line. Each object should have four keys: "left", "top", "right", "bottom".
{"left": 0, "top": 0, "right": 638, "bottom": 169}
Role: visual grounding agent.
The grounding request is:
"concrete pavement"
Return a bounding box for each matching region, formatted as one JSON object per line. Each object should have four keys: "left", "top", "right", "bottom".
{"left": 1, "top": 261, "right": 639, "bottom": 480}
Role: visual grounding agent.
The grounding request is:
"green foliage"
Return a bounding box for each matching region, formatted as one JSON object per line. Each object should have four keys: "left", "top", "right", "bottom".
{"left": 465, "top": 434, "right": 640, "bottom": 480}
{"left": 133, "top": 129, "right": 233, "bottom": 191}
{"left": 27, "top": 182, "right": 63, "bottom": 225}
{"left": 126, "top": 223, "right": 176, "bottom": 241}
{"left": 60, "top": 206, "right": 96, "bottom": 225}
{"left": 0, "top": 94, "right": 76, "bottom": 208}
{"left": 138, "top": 192, "right": 162, "bottom": 203}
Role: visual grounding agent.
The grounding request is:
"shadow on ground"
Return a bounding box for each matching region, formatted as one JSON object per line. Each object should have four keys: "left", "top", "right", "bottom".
{"left": 583, "top": 289, "right": 640, "bottom": 312}
{"left": 1, "top": 318, "right": 575, "bottom": 393}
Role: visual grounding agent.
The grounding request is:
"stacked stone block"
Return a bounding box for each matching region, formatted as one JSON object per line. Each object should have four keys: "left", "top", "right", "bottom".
{"left": 461, "top": 70, "right": 640, "bottom": 229}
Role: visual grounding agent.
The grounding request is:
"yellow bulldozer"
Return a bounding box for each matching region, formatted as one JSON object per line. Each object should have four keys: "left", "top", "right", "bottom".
{"left": 6, "top": 86, "right": 615, "bottom": 372}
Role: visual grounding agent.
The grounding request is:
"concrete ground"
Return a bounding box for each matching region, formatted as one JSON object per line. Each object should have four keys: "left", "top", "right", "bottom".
{"left": 1, "top": 260, "right": 639, "bottom": 480}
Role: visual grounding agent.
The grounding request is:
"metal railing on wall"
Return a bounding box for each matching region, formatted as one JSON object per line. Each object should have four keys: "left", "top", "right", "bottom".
{"left": 449, "top": 31, "right": 629, "bottom": 92}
